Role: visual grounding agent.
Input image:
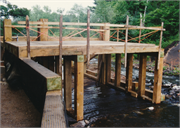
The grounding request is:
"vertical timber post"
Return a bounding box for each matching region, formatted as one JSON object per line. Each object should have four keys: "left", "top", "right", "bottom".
{"left": 38, "top": 19, "right": 51, "bottom": 69}
{"left": 153, "top": 53, "right": 164, "bottom": 104}
{"left": 106, "top": 54, "right": 111, "bottom": 84}
{"left": 115, "top": 54, "right": 121, "bottom": 87}
{"left": 138, "top": 54, "right": 147, "bottom": 97}
{"left": 86, "top": 9, "right": 90, "bottom": 68}
{"left": 101, "top": 23, "right": 110, "bottom": 85}
{"left": 3, "top": 19, "right": 12, "bottom": 43}
{"left": 26, "top": 15, "right": 30, "bottom": 58}
{"left": 157, "top": 22, "right": 164, "bottom": 69}
{"left": 138, "top": 19, "right": 142, "bottom": 43}
{"left": 124, "top": 15, "right": 129, "bottom": 68}
{"left": 126, "top": 53, "right": 133, "bottom": 92}
{"left": 64, "top": 56, "right": 72, "bottom": 111}
{"left": 74, "top": 55, "right": 84, "bottom": 121}
{"left": 59, "top": 15, "right": 63, "bottom": 77}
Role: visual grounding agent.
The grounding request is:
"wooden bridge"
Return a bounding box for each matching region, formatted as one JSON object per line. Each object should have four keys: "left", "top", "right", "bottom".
{"left": 1, "top": 14, "right": 165, "bottom": 127}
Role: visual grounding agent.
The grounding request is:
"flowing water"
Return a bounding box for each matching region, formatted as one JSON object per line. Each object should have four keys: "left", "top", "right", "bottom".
{"left": 67, "top": 58, "right": 179, "bottom": 127}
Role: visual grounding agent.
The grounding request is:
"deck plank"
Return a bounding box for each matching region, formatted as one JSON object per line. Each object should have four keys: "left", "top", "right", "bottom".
{"left": 5, "top": 41, "right": 159, "bottom": 58}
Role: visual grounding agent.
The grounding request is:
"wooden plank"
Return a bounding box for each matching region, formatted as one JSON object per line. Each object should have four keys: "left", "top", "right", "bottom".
{"left": 138, "top": 54, "right": 147, "bottom": 97}
{"left": 4, "top": 19, "right": 12, "bottom": 42}
{"left": 106, "top": 54, "right": 111, "bottom": 84}
{"left": 126, "top": 53, "right": 133, "bottom": 92}
{"left": 18, "top": 21, "right": 125, "bottom": 27}
{"left": 125, "top": 25, "right": 165, "bottom": 31}
{"left": 6, "top": 41, "right": 160, "bottom": 57}
{"left": 74, "top": 55, "right": 84, "bottom": 121}
{"left": 41, "top": 91, "right": 66, "bottom": 128}
{"left": 64, "top": 57, "right": 72, "bottom": 111}
{"left": 152, "top": 56, "right": 163, "bottom": 104}
{"left": 115, "top": 54, "right": 121, "bottom": 87}
{"left": 124, "top": 15, "right": 129, "bottom": 68}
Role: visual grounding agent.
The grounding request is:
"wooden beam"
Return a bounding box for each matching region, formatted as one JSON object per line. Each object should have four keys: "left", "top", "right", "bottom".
{"left": 126, "top": 53, "right": 133, "bottom": 92}
{"left": 115, "top": 54, "right": 121, "bottom": 87}
{"left": 86, "top": 9, "right": 90, "bottom": 67}
{"left": 18, "top": 21, "right": 125, "bottom": 27}
{"left": 41, "top": 90, "right": 66, "bottom": 128}
{"left": 138, "top": 54, "right": 147, "bottom": 97}
{"left": 124, "top": 15, "right": 129, "bottom": 68}
{"left": 3, "top": 19, "right": 12, "bottom": 42}
{"left": 125, "top": 25, "right": 165, "bottom": 31}
{"left": 64, "top": 57, "right": 72, "bottom": 111}
{"left": 74, "top": 55, "right": 84, "bottom": 121}
{"left": 152, "top": 56, "right": 163, "bottom": 104}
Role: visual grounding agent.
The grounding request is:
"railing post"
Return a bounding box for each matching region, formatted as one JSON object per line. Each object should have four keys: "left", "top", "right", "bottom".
{"left": 3, "top": 19, "right": 12, "bottom": 43}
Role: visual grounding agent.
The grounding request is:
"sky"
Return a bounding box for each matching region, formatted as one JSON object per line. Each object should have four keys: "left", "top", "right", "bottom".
{"left": 1, "top": 0, "right": 95, "bottom": 13}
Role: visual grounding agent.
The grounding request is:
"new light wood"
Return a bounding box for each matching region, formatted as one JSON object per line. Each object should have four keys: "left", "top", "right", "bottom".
{"left": 124, "top": 15, "right": 129, "bottom": 68}
{"left": 157, "top": 22, "right": 164, "bottom": 69}
{"left": 18, "top": 21, "right": 125, "bottom": 27}
{"left": 26, "top": 16, "right": 30, "bottom": 58}
{"left": 126, "top": 53, "right": 133, "bottom": 92}
{"left": 138, "top": 54, "right": 147, "bottom": 97}
{"left": 153, "top": 56, "right": 163, "bottom": 104}
{"left": 41, "top": 91, "right": 66, "bottom": 128}
{"left": 3, "top": 19, "right": 12, "bottom": 42}
{"left": 74, "top": 55, "right": 84, "bottom": 121}
{"left": 64, "top": 57, "right": 72, "bottom": 111}
{"left": 115, "top": 54, "right": 121, "bottom": 87}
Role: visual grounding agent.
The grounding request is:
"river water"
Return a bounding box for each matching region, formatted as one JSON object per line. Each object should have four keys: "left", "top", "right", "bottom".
{"left": 68, "top": 58, "right": 179, "bottom": 127}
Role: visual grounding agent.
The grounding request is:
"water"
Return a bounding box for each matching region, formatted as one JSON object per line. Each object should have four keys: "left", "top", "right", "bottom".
{"left": 69, "top": 58, "right": 179, "bottom": 127}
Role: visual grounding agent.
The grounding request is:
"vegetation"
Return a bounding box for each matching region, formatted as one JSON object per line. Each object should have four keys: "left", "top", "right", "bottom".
{"left": 1, "top": 0, "right": 179, "bottom": 48}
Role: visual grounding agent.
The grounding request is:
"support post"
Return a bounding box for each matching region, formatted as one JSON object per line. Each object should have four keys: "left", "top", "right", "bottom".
{"left": 115, "top": 54, "right": 121, "bottom": 87}
{"left": 38, "top": 19, "right": 48, "bottom": 41}
{"left": 106, "top": 54, "right": 111, "bottom": 84}
{"left": 138, "top": 54, "right": 147, "bottom": 97}
{"left": 126, "top": 53, "right": 133, "bottom": 92}
{"left": 153, "top": 53, "right": 163, "bottom": 104}
{"left": 55, "top": 56, "right": 59, "bottom": 74}
{"left": 124, "top": 15, "right": 129, "bottom": 68}
{"left": 157, "top": 22, "right": 164, "bottom": 69}
{"left": 86, "top": 9, "right": 90, "bottom": 67}
{"left": 3, "top": 19, "right": 12, "bottom": 42}
{"left": 117, "top": 30, "right": 119, "bottom": 42}
{"left": 64, "top": 57, "right": 72, "bottom": 111}
{"left": 100, "top": 23, "right": 110, "bottom": 84}
{"left": 59, "top": 15, "right": 63, "bottom": 77}
{"left": 26, "top": 15, "right": 30, "bottom": 58}
{"left": 74, "top": 55, "right": 84, "bottom": 121}
{"left": 138, "top": 19, "right": 142, "bottom": 43}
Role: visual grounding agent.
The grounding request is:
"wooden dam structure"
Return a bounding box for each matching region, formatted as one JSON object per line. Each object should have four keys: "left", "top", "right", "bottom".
{"left": 1, "top": 13, "right": 165, "bottom": 127}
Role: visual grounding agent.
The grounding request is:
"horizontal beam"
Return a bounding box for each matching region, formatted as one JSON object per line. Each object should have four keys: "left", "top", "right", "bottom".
{"left": 125, "top": 25, "right": 165, "bottom": 31}
{"left": 18, "top": 21, "right": 125, "bottom": 27}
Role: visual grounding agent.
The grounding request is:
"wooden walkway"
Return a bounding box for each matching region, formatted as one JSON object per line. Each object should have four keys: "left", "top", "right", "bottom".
{"left": 5, "top": 41, "right": 159, "bottom": 57}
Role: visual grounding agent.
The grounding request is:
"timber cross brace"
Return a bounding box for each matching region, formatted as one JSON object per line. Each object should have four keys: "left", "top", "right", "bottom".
{"left": 2, "top": 13, "right": 165, "bottom": 125}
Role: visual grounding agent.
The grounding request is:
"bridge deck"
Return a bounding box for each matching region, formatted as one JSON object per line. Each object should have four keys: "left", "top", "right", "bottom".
{"left": 4, "top": 41, "right": 159, "bottom": 58}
